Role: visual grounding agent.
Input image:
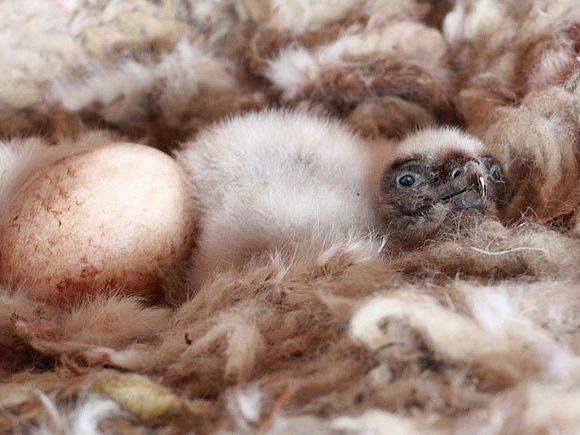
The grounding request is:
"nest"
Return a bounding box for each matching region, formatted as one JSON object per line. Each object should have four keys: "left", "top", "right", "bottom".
{"left": 2, "top": 0, "right": 580, "bottom": 433}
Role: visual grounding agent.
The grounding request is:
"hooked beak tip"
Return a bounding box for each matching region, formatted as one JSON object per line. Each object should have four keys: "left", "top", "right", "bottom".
{"left": 478, "top": 175, "right": 486, "bottom": 198}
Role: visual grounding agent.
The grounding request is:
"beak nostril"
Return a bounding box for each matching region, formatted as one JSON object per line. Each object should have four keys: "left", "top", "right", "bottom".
{"left": 451, "top": 167, "right": 463, "bottom": 179}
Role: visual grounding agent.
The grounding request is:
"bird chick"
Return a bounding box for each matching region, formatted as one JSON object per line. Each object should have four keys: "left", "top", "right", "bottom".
{"left": 176, "top": 110, "right": 383, "bottom": 287}
{"left": 378, "top": 127, "right": 513, "bottom": 251}
{"left": 178, "top": 112, "right": 512, "bottom": 286}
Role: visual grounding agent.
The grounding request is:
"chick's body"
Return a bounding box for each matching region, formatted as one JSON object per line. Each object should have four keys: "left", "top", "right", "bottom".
{"left": 177, "top": 110, "right": 384, "bottom": 287}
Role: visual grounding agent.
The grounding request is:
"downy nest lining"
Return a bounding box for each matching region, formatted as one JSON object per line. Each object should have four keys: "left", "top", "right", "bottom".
{"left": 4, "top": 218, "right": 580, "bottom": 433}
{"left": 3, "top": 104, "right": 580, "bottom": 432}
{"left": 3, "top": 0, "right": 580, "bottom": 433}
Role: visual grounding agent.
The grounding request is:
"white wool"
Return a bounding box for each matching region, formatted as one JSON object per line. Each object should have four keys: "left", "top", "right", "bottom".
{"left": 177, "top": 110, "right": 385, "bottom": 286}
{"left": 270, "top": 0, "right": 360, "bottom": 34}
{"left": 67, "top": 397, "right": 122, "bottom": 435}
{"left": 442, "top": 3, "right": 466, "bottom": 44}
{"left": 462, "top": 0, "right": 507, "bottom": 41}
{"left": 51, "top": 61, "right": 155, "bottom": 112}
{"left": 265, "top": 47, "right": 319, "bottom": 100}
{"left": 266, "top": 21, "right": 446, "bottom": 99}
{"left": 537, "top": 48, "right": 574, "bottom": 79}
{"left": 235, "top": 387, "right": 262, "bottom": 423}
{"left": 31, "top": 390, "right": 65, "bottom": 435}
{"left": 349, "top": 292, "right": 528, "bottom": 364}
{"left": 187, "top": 0, "right": 237, "bottom": 31}
{"left": 30, "top": 394, "right": 120, "bottom": 435}
{"left": 395, "top": 127, "right": 486, "bottom": 160}
{"left": 466, "top": 290, "right": 514, "bottom": 334}
{"left": 108, "top": 347, "right": 148, "bottom": 370}
{"left": 49, "top": 40, "right": 236, "bottom": 123}
{"left": 0, "top": 1, "right": 86, "bottom": 108}
{"left": 541, "top": 346, "right": 579, "bottom": 381}
{"left": 332, "top": 409, "right": 438, "bottom": 435}
{"left": 320, "top": 22, "right": 446, "bottom": 63}
{"left": 367, "top": 364, "right": 393, "bottom": 386}
{"left": 350, "top": 294, "right": 499, "bottom": 355}
{"left": 462, "top": 414, "right": 508, "bottom": 435}
{"left": 522, "top": 384, "right": 580, "bottom": 432}
{"left": 155, "top": 40, "right": 236, "bottom": 113}
{"left": 227, "top": 385, "right": 263, "bottom": 431}
{"left": 527, "top": 47, "right": 575, "bottom": 92}
{"left": 464, "top": 284, "right": 580, "bottom": 381}
{"left": 461, "top": 383, "right": 580, "bottom": 434}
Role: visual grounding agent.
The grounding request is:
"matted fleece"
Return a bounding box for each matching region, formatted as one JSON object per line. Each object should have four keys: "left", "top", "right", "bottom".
{"left": 2, "top": 0, "right": 580, "bottom": 433}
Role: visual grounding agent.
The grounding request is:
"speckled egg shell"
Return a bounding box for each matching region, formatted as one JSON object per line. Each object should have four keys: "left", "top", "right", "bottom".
{"left": 0, "top": 143, "right": 194, "bottom": 305}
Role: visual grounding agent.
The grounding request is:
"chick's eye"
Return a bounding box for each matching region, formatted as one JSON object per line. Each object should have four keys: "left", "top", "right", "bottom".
{"left": 489, "top": 164, "right": 502, "bottom": 181}
{"left": 397, "top": 174, "right": 415, "bottom": 187}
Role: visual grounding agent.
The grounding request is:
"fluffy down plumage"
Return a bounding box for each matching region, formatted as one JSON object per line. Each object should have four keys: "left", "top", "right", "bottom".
{"left": 176, "top": 110, "right": 387, "bottom": 287}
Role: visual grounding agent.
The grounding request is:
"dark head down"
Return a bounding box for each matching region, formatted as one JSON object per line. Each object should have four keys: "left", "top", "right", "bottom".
{"left": 378, "top": 128, "right": 512, "bottom": 251}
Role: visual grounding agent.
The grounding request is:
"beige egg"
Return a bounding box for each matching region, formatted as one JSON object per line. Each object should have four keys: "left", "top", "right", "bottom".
{"left": 0, "top": 143, "right": 194, "bottom": 305}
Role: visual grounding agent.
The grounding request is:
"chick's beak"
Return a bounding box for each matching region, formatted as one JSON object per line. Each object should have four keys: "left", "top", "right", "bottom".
{"left": 440, "top": 160, "right": 487, "bottom": 211}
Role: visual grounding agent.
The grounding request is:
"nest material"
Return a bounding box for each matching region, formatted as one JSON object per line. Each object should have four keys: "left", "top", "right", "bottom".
{"left": 2, "top": 0, "right": 580, "bottom": 433}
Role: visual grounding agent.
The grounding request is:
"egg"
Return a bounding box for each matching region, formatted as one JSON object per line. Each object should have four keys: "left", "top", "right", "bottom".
{"left": 0, "top": 143, "right": 194, "bottom": 305}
